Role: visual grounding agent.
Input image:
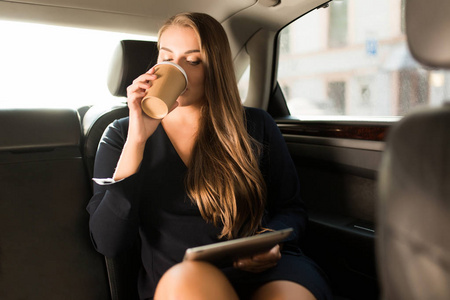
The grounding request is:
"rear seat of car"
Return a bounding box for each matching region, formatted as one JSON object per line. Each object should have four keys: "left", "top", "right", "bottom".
{"left": 0, "top": 109, "right": 111, "bottom": 299}
{"left": 0, "top": 40, "right": 158, "bottom": 300}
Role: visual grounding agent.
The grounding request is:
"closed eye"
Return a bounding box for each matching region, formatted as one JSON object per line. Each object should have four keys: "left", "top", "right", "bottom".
{"left": 187, "top": 60, "right": 201, "bottom": 66}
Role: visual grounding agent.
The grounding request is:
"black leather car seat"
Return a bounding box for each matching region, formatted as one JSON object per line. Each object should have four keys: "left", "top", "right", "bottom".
{"left": 0, "top": 109, "right": 110, "bottom": 299}
{"left": 82, "top": 39, "right": 158, "bottom": 178}
{"left": 377, "top": 0, "right": 450, "bottom": 299}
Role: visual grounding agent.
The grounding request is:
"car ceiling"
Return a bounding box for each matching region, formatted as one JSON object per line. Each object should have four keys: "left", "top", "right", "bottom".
{"left": 0, "top": 0, "right": 328, "bottom": 52}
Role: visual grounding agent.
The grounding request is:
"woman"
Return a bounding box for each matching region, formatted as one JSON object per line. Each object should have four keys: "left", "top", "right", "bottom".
{"left": 87, "top": 12, "right": 332, "bottom": 300}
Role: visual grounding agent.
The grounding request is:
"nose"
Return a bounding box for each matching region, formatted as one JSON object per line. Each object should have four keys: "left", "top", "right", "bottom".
{"left": 170, "top": 58, "right": 188, "bottom": 78}
{"left": 171, "top": 57, "right": 182, "bottom": 67}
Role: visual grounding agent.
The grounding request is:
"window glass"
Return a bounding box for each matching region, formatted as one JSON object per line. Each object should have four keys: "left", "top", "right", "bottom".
{"left": 328, "top": 0, "right": 348, "bottom": 48}
{"left": 278, "top": 0, "right": 450, "bottom": 120}
{"left": 0, "top": 21, "right": 155, "bottom": 109}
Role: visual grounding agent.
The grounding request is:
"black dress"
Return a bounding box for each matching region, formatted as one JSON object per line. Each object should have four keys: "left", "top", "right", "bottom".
{"left": 87, "top": 107, "right": 332, "bottom": 300}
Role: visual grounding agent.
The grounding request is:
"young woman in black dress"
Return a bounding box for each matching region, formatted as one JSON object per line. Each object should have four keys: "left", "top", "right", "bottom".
{"left": 87, "top": 12, "right": 332, "bottom": 300}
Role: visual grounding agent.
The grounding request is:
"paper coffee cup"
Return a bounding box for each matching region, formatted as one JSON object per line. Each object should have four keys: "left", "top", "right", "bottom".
{"left": 141, "top": 62, "right": 188, "bottom": 119}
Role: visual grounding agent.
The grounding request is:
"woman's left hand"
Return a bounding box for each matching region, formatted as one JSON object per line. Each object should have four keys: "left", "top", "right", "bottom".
{"left": 233, "top": 244, "right": 281, "bottom": 273}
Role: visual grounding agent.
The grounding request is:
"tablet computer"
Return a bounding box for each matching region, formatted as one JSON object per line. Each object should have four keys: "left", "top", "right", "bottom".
{"left": 183, "top": 228, "right": 293, "bottom": 267}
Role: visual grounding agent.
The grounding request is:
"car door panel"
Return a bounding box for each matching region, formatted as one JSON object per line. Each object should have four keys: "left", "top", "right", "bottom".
{"left": 265, "top": 99, "right": 388, "bottom": 300}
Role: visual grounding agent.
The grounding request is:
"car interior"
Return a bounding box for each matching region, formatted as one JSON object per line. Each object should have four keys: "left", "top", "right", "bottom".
{"left": 0, "top": 0, "right": 449, "bottom": 299}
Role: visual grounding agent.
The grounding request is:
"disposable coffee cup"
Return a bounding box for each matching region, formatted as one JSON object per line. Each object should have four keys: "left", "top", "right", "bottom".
{"left": 141, "top": 62, "right": 188, "bottom": 119}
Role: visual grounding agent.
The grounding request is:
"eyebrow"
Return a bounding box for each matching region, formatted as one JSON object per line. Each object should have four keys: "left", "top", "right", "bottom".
{"left": 160, "top": 47, "right": 200, "bottom": 54}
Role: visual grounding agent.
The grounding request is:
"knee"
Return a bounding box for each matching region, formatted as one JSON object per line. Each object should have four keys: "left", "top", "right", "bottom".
{"left": 154, "top": 261, "right": 238, "bottom": 300}
{"left": 251, "top": 281, "right": 317, "bottom": 300}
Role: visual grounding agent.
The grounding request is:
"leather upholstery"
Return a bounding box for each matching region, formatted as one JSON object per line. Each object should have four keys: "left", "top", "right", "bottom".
{"left": 0, "top": 109, "right": 110, "bottom": 299}
{"left": 377, "top": 0, "right": 450, "bottom": 299}
{"left": 0, "top": 109, "right": 80, "bottom": 152}
{"left": 107, "top": 39, "right": 159, "bottom": 97}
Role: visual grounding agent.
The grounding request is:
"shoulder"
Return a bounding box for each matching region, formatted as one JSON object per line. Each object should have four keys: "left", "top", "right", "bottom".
{"left": 244, "top": 106, "right": 277, "bottom": 130}
{"left": 107, "top": 117, "right": 129, "bottom": 134}
{"left": 110, "top": 116, "right": 129, "bottom": 131}
{"left": 244, "top": 106, "right": 273, "bottom": 123}
{"left": 101, "top": 117, "right": 129, "bottom": 147}
{"left": 244, "top": 107, "right": 278, "bottom": 140}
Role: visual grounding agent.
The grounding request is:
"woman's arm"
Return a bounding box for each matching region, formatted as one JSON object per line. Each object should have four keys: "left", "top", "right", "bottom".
{"left": 113, "top": 70, "right": 164, "bottom": 181}
{"left": 246, "top": 108, "right": 307, "bottom": 245}
{"left": 87, "top": 69, "right": 164, "bottom": 257}
{"left": 262, "top": 110, "right": 307, "bottom": 244}
{"left": 87, "top": 119, "right": 143, "bottom": 257}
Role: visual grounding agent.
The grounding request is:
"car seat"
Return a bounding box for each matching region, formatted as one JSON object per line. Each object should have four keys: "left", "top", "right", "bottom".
{"left": 0, "top": 109, "right": 111, "bottom": 299}
{"left": 377, "top": 0, "right": 450, "bottom": 299}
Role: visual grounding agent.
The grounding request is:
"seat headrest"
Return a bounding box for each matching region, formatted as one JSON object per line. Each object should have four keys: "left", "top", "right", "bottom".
{"left": 107, "top": 40, "right": 159, "bottom": 97}
{"left": 406, "top": 0, "right": 450, "bottom": 68}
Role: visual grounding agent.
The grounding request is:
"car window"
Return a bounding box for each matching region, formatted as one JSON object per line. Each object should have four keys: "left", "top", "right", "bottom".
{"left": 278, "top": 0, "right": 450, "bottom": 120}
{"left": 0, "top": 20, "right": 155, "bottom": 109}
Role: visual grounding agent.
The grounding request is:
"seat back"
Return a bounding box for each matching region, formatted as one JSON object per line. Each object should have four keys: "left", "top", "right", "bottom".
{"left": 0, "top": 109, "right": 110, "bottom": 299}
{"left": 377, "top": 0, "right": 450, "bottom": 299}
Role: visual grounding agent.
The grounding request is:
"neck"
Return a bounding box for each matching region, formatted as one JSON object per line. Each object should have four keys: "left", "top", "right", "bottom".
{"left": 160, "top": 103, "right": 203, "bottom": 168}
{"left": 163, "top": 103, "right": 202, "bottom": 127}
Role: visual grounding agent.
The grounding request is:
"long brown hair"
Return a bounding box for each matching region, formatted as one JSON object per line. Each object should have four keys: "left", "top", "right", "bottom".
{"left": 158, "top": 13, "right": 266, "bottom": 239}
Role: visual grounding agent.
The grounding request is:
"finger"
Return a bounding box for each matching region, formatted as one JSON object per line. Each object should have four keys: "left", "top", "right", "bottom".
{"left": 126, "top": 89, "right": 146, "bottom": 107}
{"left": 252, "top": 245, "right": 281, "bottom": 262}
{"left": 129, "top": 74, "right": 156, "bottom": 91}
{"left": 129, "top": 81, "right": 151, "bottom": 93}
{"left": 247, "top": 262, "right": 278, "bottom": 272}
{"left": 235, "top": 256, "right": 253, "bottom": 267}
{"left": 127, "top": 84, "right": 145, "bottom": 97}
{"left": 235, "top": 256, "right": 276, "bottom": 270}
{"left": 146, "top": 66, "right": 157, "bottom": 75}
{"left": 135, "top": 72, "right": 157, "bottom": 82}
{"left": 233, "top": 260, "right": 239, "bottom": 269}
{"left": 235, "top": 261, "right": 278, "bottom": 273}
{"left": 127, "top": 74, "right": 155, "bottom": 99}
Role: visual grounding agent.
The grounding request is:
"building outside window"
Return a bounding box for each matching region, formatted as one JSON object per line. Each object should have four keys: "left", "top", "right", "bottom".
{"left": 278, "top": 0, "right": 450, "bottom": 119}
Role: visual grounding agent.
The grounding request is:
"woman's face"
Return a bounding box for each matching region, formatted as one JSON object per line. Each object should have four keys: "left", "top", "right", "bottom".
{"left": 157, "top": 25, "right": 206, "bottom": 107}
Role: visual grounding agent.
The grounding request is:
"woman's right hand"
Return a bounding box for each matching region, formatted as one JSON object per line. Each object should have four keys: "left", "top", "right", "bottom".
{"left": 126, "top": 69, "right": 162, "bottom": 144}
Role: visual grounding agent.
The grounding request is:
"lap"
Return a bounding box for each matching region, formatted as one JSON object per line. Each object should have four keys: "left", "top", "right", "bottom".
{"left": 154, "top": 261, "right": 238, "bottom": 300}
{"left": 152, "top": 251, "right": 333, "bottom": 300}
{"left": 222, "top": 251, "right": 333, "bottom": 300}
{"left": 251, "top": 280, "right": 316, "bottom": 300}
